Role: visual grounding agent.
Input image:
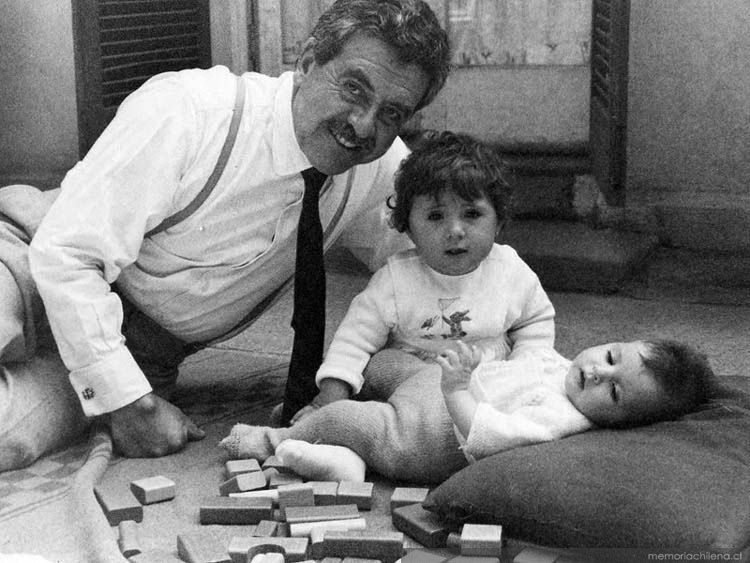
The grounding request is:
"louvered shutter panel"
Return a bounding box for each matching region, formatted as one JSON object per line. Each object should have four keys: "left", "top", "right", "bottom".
{"left": 589, "top": 0, "right": 630, "bottom": 206}
{"left": 74, "top": 0, "right": 211, "bottom": 156}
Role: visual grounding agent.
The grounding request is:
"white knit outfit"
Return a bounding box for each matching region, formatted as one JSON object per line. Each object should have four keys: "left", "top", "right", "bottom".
{"left": 459, "top": 348, "right": 593, "bottom": 462}
{"left": 315, "top": 243, "right": 556, "bottom": 394}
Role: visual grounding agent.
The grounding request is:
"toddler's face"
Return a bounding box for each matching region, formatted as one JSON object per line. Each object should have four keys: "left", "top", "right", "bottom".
{"left": 406, "top": 191, "right": 498, "bottom": 276}
{"left": 564, "top": 341, "right": 667, "bottom": 426}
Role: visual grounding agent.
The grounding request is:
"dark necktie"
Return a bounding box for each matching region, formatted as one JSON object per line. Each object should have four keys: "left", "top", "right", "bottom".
{"left": 281, "top": 167, "right": 328, "bottom": 424}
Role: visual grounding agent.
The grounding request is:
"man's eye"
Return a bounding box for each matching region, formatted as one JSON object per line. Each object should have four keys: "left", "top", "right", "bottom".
{"left": 341, "top": 81, "right": 362, "bottom": 97}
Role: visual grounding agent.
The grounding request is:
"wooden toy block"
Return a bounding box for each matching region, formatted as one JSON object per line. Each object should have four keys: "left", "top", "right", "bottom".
{"left": 446, "top": 524, "right": 502, "bottom": 557}
{"left": 130, "top": 475, "right": 176, "bottom": 505}
{"left": 336, "top": 481, "right": 374, "bottom": 510}
{"left": 93, "top": 482, "right": 143, "bottom": 526}
{"left": 177, "top": 531, "right": 231, "bottom": 563}
{"left": 128, "top": 549, "right": 184, "bottom": 562}
{"left": 253, "top": 520, "right": 280, "bottom": 537}
{"left": 289, "top": 517, "right": 367, "bottom": 537}
{"left": 320, "top": 559, "right": 342, "bottom": 563}
{"left": 309, "top": 527, "right": 328, "bottom": 560}
{"left": 262, "top": 455, "right": 292, "bottom": 472}
{"left": 275, "top": 522, "right": 290, "bottom": 537}
{"left": 199, "top": 496, "right": 274, "bottom": 525}
{"left": 391, "top": 503, "right": 451, "bottom": 548}
{"left": 230, "top": 488, "right": 279, "bottom": 504}
{"left": 319, "top": 530, "right": 405, "bottom": 563}
{"left": 342, "top": 559, "right": 383, "bottom": 563}
{"left": 389, "top": 487, "right": 430, "bottom": 511}
{"left": 512, "top": 547, "right": 563, "bottom": 563}
{"left": 220, "top": 471, "right": 268, "bottom": 495}
{"left": 247, "top": 543, "right": 286, "bottom": 563}
{"left": 226, "top": 459, "right": 262, "bottom": 479}
{"left": 267, "top": 470, "right": 304, "bottom": 489}
{"left": 117, "top": 520, "right": 141, "bottom": 558}
{"left": 400, "top": 549, "right": 449, "bottom": 563}
{"left": 306, "top": 481, "right": 339, "bottom": 505}
{"left": 284, "top": 504, "right": 360, "bottom": 524}
{"left": 445, "top": 556, "right": 499, "bottom": 563}
{"left": 226, "top": 536, "right": 309, "bottom": 563}
{"left": 278, "top": 483, "right": 315, "bottom": 515}
{"left": 249, "top": 553, "right": 285, "bottom": 563}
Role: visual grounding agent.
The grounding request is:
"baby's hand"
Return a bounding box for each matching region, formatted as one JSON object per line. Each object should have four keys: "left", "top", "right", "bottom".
{"left": 436, "top": 341, "right": 481, "bottom": 395}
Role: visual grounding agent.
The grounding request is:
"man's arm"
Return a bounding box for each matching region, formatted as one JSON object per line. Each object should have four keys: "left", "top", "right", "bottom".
{"left": 28, "top": 72, "right": 209, "bottom": 456}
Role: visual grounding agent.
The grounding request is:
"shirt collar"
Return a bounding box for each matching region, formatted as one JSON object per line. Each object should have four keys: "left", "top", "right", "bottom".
{"left": 271, "top": 71, "right": 312, "bottom": 176}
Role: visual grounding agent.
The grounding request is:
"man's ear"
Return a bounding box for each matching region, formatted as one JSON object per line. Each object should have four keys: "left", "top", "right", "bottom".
{"left": 295, "top": 38, "right": 318, "bottom": 76}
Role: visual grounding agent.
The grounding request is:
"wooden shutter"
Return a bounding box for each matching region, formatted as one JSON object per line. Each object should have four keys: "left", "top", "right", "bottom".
{"left": 589, "top": 0, "right": 630, "bottom": 206}
{"left": 73, "top": 0, "right": 211, "bottom": 157}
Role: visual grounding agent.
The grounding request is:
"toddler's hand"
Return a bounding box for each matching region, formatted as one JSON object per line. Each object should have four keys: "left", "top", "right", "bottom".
{"left": 436, "top": 341, "right": 481, "bottom": 395}
{"left": 290, "top": 378, "right": 352, "bottom": 425}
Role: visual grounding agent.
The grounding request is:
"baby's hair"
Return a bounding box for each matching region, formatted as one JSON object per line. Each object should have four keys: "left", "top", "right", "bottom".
{"left": 387, "top": 130, "right": 512, "bottom": 233}
{"left": 640, "top": 339, "right": 717, "bottom": 422}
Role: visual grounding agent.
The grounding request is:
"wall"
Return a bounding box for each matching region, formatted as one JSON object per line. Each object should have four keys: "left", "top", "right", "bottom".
{"left": 0, "top": 0, "right": 79, "bottom": 187}
{"left": 624, "top": 0, "right": 750, "bottom": 251}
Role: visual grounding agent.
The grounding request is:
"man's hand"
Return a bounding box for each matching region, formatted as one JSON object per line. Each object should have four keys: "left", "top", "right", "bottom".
{"left": 289, "top": 378, "right": 352, "bottom": 425}
{"left": 105, "top": 393, "right": 205, "bottom": 458}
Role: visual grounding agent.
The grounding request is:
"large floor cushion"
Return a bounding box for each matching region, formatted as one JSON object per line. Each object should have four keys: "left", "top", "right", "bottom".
{"left": 423, "top": 376, "right": 750, "bottom": 551}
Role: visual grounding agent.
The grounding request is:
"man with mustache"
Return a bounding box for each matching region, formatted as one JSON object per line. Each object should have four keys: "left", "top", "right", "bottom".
{"left": 0, "top": 0, "right": 450, "bottom": 469}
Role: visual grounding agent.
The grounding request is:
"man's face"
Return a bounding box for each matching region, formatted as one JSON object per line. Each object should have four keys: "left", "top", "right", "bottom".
{"left": 291, "top": 34, "right": 430, "bottom": 176}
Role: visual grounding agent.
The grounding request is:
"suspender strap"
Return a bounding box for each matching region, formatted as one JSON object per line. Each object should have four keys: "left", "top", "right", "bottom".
{"left": 144, "top": 75, "right": 246, "bottom": 238}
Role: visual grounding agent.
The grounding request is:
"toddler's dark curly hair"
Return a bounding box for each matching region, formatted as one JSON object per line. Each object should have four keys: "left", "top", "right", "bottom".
{"left": 387, "top": 131, "right": 512, "bottom": 233}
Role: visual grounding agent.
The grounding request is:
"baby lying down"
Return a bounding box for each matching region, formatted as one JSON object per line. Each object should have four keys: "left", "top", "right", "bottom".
{"left": 221, "top": 339, "right": 715, "bottom": 484}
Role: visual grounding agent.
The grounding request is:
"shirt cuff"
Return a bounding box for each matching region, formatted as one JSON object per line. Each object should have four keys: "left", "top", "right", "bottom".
{"left": 68, "top": 346, "right": 152, "bottom": 416}
{"left": 315, "top": 365, "right": 365, "bottom": 395}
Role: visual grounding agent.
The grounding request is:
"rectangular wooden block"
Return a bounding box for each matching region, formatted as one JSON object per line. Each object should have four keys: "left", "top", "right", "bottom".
{"left": 199, "top": 496, "right": 274, "bottom": 525}
{"left": 252, "top": 520, "right": 280, "bottom": 537}
{"left": 229, "top": 488, "right": 279, "bottom": 504}
{"left": 455, "top": 524, "right": 502, "bottom": 556}
{"left": 130, "top": 475, "right": 176, "bottom": 505}
{"left": 262, "top": 455, "right": 292, "bottom": 472}
{"left": 128, "top": 549, "right": 184, "bottom": 562}
{"left": 513, "top": 547, "right": 564, "bottom": 563}
{"left": 289, "top": 517, "right": 367, "bottom": 538}
{"left": 249, "top": 553, "right": 285, "bottom": 563}
{"left": 266, "top": 469, "right": 304, "bottom": 489}
{"left": 284, "top": 504, "right": 360, "bottom": 524}
{"left": 226, "top": 536, "right": 309, "bottom": 563}
{"left": 391, "top": 503, "right": 451, "bottom": 548}
{"left": 177, "top": 530, "right": 232, "bottom": 563}
{"left": 225, "top": 458, "right": 262, "bottom": 479}
{"left": 400, "top": 549, "right": 449, "bottom": 563}
{"left": 278, "top": 483, "right": 315, "bottom": 510}
{"left": 319, "top": 530, "right": 405, "bottom": 563}
{"left": 117, "top": 520, "right": 141, "bottom": 558}
{"left": 446, "top": 556, "right": 499, "bottom": 563}
{"left": 390, "top": 487, "right": 430, "bottom": 511}
{"left": 219, "top": 471, "right": 267, "bottom": 496}
{"left": 306, "top": 481, "right": 339, "bottom": 506}
{"left": 336, "top": 481, "right": 374, "bottom": 510}
{"left": 94, "top": 482, "right": 143, "bottom": 526}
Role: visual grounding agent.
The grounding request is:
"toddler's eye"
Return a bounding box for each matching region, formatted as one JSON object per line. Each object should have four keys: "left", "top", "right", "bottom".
{"left": 427, "top": 212, "right": 443, "bottom": 221}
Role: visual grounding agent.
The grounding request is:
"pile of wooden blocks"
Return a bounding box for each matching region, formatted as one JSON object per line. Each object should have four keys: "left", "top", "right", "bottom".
{"left": 94, "top": 455, "right": 563, "bottom": 563}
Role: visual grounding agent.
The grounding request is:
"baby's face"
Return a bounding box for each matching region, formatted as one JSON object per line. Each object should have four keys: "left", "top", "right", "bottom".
{"left": 564, "top": 341, "right": 666, "bottom": 426}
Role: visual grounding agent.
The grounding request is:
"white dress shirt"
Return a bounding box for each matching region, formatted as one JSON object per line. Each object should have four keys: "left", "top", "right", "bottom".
{"left": 29, "top": 66, "right": 410, "bottom": 416}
